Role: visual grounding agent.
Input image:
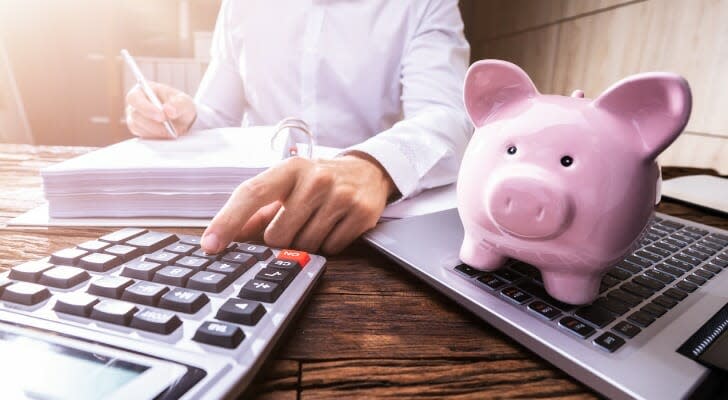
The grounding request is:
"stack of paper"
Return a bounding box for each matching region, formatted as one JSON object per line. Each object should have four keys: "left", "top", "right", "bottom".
{"left": 41, "top": 127, "right": 340, "bottom": 218}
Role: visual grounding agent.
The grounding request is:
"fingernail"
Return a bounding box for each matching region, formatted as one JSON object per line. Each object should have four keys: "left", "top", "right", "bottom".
{"left": 201, "top": 232, "right": 220, "bottom": 253}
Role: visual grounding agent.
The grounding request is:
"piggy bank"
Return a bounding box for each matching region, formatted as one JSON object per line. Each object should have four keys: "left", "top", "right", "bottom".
{"left": 457, "top": 60, "right": 691, "bottom": 304}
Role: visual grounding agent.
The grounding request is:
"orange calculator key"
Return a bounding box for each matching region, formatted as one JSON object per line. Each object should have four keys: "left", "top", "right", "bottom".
{"left": 278, "top": 250, "right": 310, "bottom": 267}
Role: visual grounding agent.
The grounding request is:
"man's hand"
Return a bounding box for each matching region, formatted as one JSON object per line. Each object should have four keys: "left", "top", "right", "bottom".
{"left": 125, "top": 82, "right": 197, "bottom": 139}
{"left": 201, "top": 153, "right": 396, "bottom": 255}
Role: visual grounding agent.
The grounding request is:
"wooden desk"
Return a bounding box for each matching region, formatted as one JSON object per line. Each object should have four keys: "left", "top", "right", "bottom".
{"left": 0, "top": 144, "right": 725, "bottom": 399}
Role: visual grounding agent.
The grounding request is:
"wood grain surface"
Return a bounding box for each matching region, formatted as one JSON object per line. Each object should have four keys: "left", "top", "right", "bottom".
{"left": 0, "top": 144, "right": 725, "bottom": 399}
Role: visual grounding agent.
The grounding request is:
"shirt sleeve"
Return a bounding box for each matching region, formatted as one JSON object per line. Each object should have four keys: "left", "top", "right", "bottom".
{"left": 190, "top": 0, "right": 246, "bottom": 131}
{"left": 343, "top": 0, "right": 472, "bottom": 199}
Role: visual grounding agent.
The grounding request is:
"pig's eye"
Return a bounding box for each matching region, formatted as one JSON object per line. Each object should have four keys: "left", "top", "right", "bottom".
{"left": 507, "top": 146, "right": 517, "bottom": 155}
{"left": 560, "top": 155, "right": 574, "bottom": 167}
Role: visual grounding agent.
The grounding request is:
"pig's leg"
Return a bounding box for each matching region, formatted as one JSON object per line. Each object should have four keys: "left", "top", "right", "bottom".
{"left": 459, "top": 234, "right": 505, "bottom": 270}
{"left": 542, "top": 272, "right": 601, "bottom": 305}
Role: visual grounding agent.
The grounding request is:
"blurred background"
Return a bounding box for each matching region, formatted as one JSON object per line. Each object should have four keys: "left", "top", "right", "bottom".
{"left": 0, "top": 0, "right": 726, "bottom": 173}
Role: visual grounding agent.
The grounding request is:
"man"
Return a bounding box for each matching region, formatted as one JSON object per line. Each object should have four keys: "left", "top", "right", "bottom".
{"left": 126, "top": 0, "right": 472, "bottom": 254}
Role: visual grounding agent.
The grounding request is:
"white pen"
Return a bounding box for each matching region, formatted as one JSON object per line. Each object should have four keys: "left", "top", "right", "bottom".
{"left": 120, "top": 49, "right": 178, "bottom": 138}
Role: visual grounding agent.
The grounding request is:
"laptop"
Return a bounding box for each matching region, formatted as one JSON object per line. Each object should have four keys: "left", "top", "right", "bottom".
{"left": 364, "top": 209, "right": 728, "bottom": 399}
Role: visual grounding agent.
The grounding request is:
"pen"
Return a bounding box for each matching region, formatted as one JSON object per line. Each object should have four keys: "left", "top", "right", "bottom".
{"left": 120, "top": 49, "right": 178, "bottom": 138}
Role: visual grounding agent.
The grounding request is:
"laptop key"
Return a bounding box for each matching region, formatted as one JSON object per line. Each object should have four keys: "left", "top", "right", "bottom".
{"left": 608, "top": 289, "right": 642, "bottom": 307}
{"left": 100, "top": 228, "right": 147, "bottom": 244}
{"left": 664, "top": 258, "right": 693, "bottom": 272}
{"left": 602, "top": 275, "right": 620, "bottom": 288}
{"left": 645, "top": 246, "right": 671, "bottom": 259}
{"left": 684, "top": 249, "right": 709, "bottom": 261}
{"left": 612, "top": 321, "right": 641, "bottom": 338}
{"left": 126, "top": 231, "right": 178, "bottom": 252}
{"left": 628, "top": 310, "right": 656, "bottom": 327}
{"left": 617, "top": 262, "right": 641, "bottom": 274}
{"left": 654, "top": 240, "right": 681, "bottom": 253}
{"left": 634, "top": 250, "right": 662, "bottom": 263}
{"left": 676, "top": 280, "right": 698, "bottom": 292}
{"left": 607, "top": 267, "right": 631, "bottom": 281}
{"left": 663, "top": 288, "right": 688, "bottom": 301}
{"left": 622, "top": 282, "right": 655, "bottom": 298}
{"left": 593, "top": 332, "right": 626, "bottom": 353}
{"left": 9, "top": 260, "right": 54, "bottom": 282}
{"left": 50, "top": 248, "right": 88, "bottom": 265}
{"left": 476, "top": 273, "right": 506, "bottom": 290}
{"left": 558, "top": 316, "right": 595, "bottom": 339}
{"left": 658, "top": 220, "right": 684, "bottom": 230}
{"left": 193, "top": 321, "right": 245, "bottom": 348}
{"left": 674, "top": 253, "right": 701, "bottom": 266}
{"left": 53, "top": 292, "right": 99, "bottom": 317}
{"left": 702, "top": 263, "right": 722, "bottom": 274}
{"left": 527, "top": 301, "right": 561, "bottom": 320}
{"left": 624, "top": 255, "right": 651, "bottom": 269}
{"left": 131, "top": 308, "right": 182, "bottom": 334}
{"left": 1, "top": 282, "right": 51, "bottom": 305}
{"left": 694, "top": 244, "right": 718, "bottom": 256}
{"left": 594, "top": 297, "right": 629, "bottom": 315}
{"left": 644, "top": 269, "right": 674, "bottom": 284}
{"left": 653, "top": 295, "right": 679, "bottom": 309}
{"left": 39, "top": 266, "right": 90, "bottom": 289}
{"left": 654, "top": 263, "right": 684, "bottom": 277}
{"left": 455, "top": 264, "right": 481, "bottom": 278}
{"left": 494, "top": 269, "right": 521, "bottom": 283}
{"left": 90, "top": 300, "right": 138, "bottom": 325}
{"left": 641, "top": 303, "right": 667, "bottom": 317}
{"left": 575, "top": 305, "right": 616, "bottom": 328}
{"left": 500, "top": 286, "right": 532, "bottom": 305}
{"left": 633, "top": 275, "right": 664, "bottom": 291}
{"left": 684, "top": 274, "right": 707, "bottom": 286}
{"left": 693, "top": 269, "right": 714, "bottom": 280}
{"left": 216, "top": 298, "right": 267, "bottom": 325}
{"left": 158, "top": 288, "right": 209, "bottom": 314}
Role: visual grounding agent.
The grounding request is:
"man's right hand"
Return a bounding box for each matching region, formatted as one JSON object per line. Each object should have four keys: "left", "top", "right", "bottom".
{"left": 125, "top": 82, "right": 197, "bottom": 139}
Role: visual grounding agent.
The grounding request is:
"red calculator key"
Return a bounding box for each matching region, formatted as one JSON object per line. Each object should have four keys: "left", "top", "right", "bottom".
{"left": 278, "top": 250, "right": 310, "bottom": 267}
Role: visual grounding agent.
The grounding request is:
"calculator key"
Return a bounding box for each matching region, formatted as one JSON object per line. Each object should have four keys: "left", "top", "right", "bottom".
{"left": 527, "top": 301, "right": 561, "bottom": 320}
{"left": 103, "top": 245, "right": 142, "bottom": 261}
{"left": 158, "top": 288, "right": 209, "bottom": 314}
{"left": 53, "top": 292, "right": 99, "bottom": 317}
{"left": 0, "top": 282, "right": 51, "bottom": 306}
{"left": 612, "top": 321, "right": 641, "bottom": 338}
{"left": 9, "top": 260, "right": 54, "bottom": 282}
{"left": 120, "top": 259, "right": 163, "bottom": 280}
{"left": 100, "top": 228, "right": 148, "bottom": 244}
{"left": 558, "top": 316, "right": 595, "bottom": 339}
{"left": 207, "top": 261, "right": 249, "bottom": 279}
{"left": 78, "top": 240, "right": 111, "bottom": 252}
{"left": 222, "top": 251, "right": 257, "bottom": 266}
{"left": 575, "top": 305, "right": 616, "bottom": 328}
{"left": 175, "top": 256, "right": 212, "bottom": 270}
{"left": 126, "top": 231, "right": 178, "bottom": 252}
{"left": 652, "top": 295, "right": 679, "bottom": 309}
{"left": 39, "top": 266, "right": 90, "bottom": 289}
{"left": 193, "top": 321, "right": 245, "bottom": 349}
{"left": 178, "top": 235, "right": 202, "bottom": 246}
{"left": 187, "top": 271, "right": 228, "bottom": 293}
{"left": 145, "top": 250, "right": 181, "bottom": 265}
{"left": 122, "top": 282, "right": 169, "bottom": 306}
{"left": 0, "top": 278, "right": 12, "bottom": 295}
{"left": 500, "top": 286, "right": 532, "bottom": 304}
{"left": 256, "top": 267, "right": 294, "bottom": 287}
{"left": 90, "top": 300, "right": 138, "bottom": 326}
{"left": 78, "top": 253, "right": 123, "bottom": 272}
{"left": 165, "top": 242, "right": 196, "bottom": 255}
{"left": 267, "top": 258, "right": 300, "bottom": 272}
{"left": 131, "top": 308, "right": 182, "bottom": 334}
{"left": 234, "top": 243, "right": 273, "bottom": 261}
{"left": 278, "top": 249, "right": 309, "bottom": 266}
{"left": 239, "top": 280, "right": 283, "bottom": 303}
{"left": 50, "top": 248, "right": 88, "bottom": 265}
{"left": 153, "top": 266, "right": 194, "bottom": 287}
{"left": 593, "top": 332, "right": 626, "bottom": 353}
{"left": 191, "top": 249, "right": 220, "bottom": 260}
{"left": 216, "top": 298, "right": 267, "bottom": 326}
{"left": 628, "top": 310, "right": 656, "bottom": 327}
{"left": 88, "top": 276, "right": 134, "bottom": 299}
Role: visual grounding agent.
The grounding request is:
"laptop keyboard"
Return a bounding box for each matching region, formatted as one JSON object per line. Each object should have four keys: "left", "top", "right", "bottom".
{"left": 454, "top": 216, "right": 728, "bottom": 354}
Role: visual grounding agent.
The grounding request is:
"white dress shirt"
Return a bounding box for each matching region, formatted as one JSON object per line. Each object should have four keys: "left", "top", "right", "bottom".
{"left": 191, "top": 0, "right": 472, "bottom": 199}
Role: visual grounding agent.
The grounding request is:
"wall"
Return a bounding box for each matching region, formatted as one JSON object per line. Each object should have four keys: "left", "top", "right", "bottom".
{"left": 461, "top": 0, "right": 728, "bottom": 174}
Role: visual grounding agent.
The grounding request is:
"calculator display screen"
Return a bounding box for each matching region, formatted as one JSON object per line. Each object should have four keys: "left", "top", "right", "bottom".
{"left": 0, "top": 330, "right": 148, "bottom": 400}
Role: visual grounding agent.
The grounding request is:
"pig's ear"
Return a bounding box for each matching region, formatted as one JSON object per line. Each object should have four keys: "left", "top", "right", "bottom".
{"left": 464, "top": 60, "right": 538, "bottom": 128}
{"left": 593, "top": 73, "right": 691, "bottom": 161}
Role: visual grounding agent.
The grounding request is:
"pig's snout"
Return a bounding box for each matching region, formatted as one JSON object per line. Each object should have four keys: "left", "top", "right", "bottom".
{"left": 488, "top": 178, "right": 572, "bottom": 239}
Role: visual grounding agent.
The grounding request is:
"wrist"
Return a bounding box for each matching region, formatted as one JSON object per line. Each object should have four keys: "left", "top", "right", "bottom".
{"left": 342, "top": 152, "right": 397, "bottom": 198}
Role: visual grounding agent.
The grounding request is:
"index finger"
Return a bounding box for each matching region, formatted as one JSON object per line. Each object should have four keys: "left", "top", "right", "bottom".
{"left": 201, "top": 159, "right": 306, "bottom": 253}
{"left": 126, "top": 86, "right": 165, "bottom": 122}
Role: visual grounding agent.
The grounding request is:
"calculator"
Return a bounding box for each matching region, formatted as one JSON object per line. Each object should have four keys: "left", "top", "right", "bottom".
{"left": 0, "top": 228, "right": 326, "bottom": 399}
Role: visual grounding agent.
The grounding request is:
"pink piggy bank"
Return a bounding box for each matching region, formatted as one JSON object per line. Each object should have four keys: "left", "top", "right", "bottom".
{"left": 457, "top": 60, "right": 691, "bottom": 305}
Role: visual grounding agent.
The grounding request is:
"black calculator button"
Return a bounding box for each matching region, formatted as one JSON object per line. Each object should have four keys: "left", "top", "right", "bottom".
{"left": 193, "top": 321, "right": 245, "bottom": 348}
{"left": 9, "top": 260, "right": 54, "bottom": 282}
{"left": 91, "top": 300, "right": 138, "bottom": 325}
{"left": 236, "top": 244, "right": 272, "bottom": 261}
{"left": 1, "top": 282, "right": 51, "bottom": 306}
{"left": 187, "top": 271, "right": 228, "bottom": 293}
{"left": 165, "top": 242, "right": 196, "bottom": 255}
{"left": 78, "top": 240, "right": 111, "bottom": 252}
{"left": 131, "top": 308, "right": 182, "bottom": 334}
{"left": 558, "top": 316, "right": 595, "bottom": 339}
{"left": 120, "top": 259, "right": 163, "bottom": 280}
{"left": 50, "top": 248, "right": 88, "bottom": 265}
{"left": 122, "top": 282, "right": 169, "bottom": 306}
{"left": 145, "top": 250, "right": 181, "bottom": 265}
{"left": 593, "top": 332, "right": 626, "bottom": 353}
{"left": 159, "top": 288, "right": 209, "bottom": 314}
{"left": 175, "top": 256, "right": 212, "bottom": 270}
{"left": 103, "top": 245, "right": 142, "bottom": 262}
{"left": 39, "top": 266, "right": 90, "bottom": 289}
{"left": 222, "top": 251, "right": 256, "bottom": 266}
{"left": 178, "top": 235, "right": 202, "bottom": 246}
{"left": 239, "top": 280, "right": 283, "bottom": 303}
{"left": 0, "top": 278, "right": 12, "bottom": 294}
{"left": 126, "top": 231, "right": 178, "bottom": 252}
{"left": 53, "top": 292, "right": 99, "bottom": 317}
{"left": 78, "top": 253, "right": 123, "bottom": 272}
{"left": 191, "top": 249, "right": 220, "bottom": 260}
{"left": 88, "top": 276, "right": 134, "bottom": 299}
{"left": 100, "top": 228, "right": 148, "bottom": 244}
{"left": 612, "top": 321, "right": 641, "bottom": 338}
{"left": 153, "top": 266, "right": 194, "bottom": 286}
{"left": 216, "top": 298, "right": 266, "bottom": 326}
{"left": 256, "top": 267, "right": 294, "bottom": 287}
{"left": 267, "top": 258, "right": 300, "bottom": 272}
{"left": 527, "top": 301, "right": 561, "bottom": 320}
{"left": 207, "top": 261, "right": 249, "bottom": 279}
